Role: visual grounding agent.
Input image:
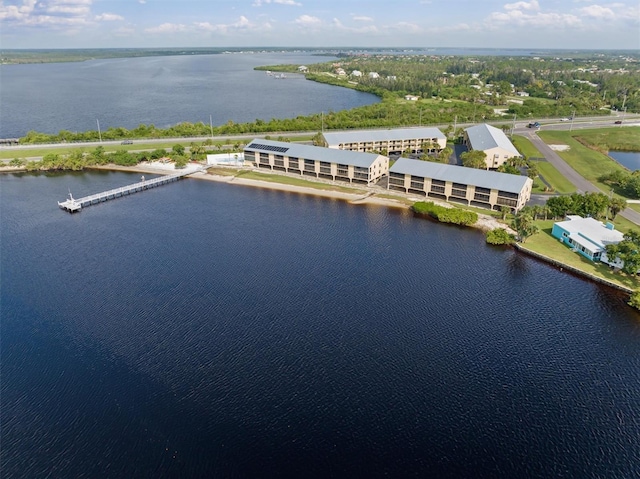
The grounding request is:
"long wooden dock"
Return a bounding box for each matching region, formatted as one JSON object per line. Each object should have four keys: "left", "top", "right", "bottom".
{"left": 58, "top": 168, "right": 203, "bottom": 212}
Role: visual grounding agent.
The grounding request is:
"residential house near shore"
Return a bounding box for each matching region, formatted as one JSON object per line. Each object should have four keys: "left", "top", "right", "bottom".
{"left": 388, "top": 158, "right": 532, "bottom": 212}
{"left": 322, "top": 127, "right": 447, "bottom": 155}
{"left": 463, "top": 124, "right": 520, "bottom": 169}
{"left": 551, "top": 215, "right": 624, "bottom": 264}
{"left": 244, "top": 139, "right": 388, "bottom": 186}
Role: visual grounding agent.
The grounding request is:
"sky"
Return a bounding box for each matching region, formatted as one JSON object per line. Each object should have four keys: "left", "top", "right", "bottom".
{"left": 0, "top": 0, "right": 638, "bottom": 50}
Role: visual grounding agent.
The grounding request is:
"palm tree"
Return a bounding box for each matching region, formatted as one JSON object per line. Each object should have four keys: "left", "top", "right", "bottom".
{"left": 608, "top": 197, "right": 627, "bottom": 219}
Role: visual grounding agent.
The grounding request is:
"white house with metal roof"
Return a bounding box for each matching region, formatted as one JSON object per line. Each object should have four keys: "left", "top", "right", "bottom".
{"left": 551, "top": 215, "right": 624, "bottom": 263}
{"left": 323, "top": 127, "right": 447, "bottom": 155}
{"left": 388, "top": 158, "right": 532, "bottom": 212}
{"left": 463, "top": 124, "right": 521, "bottom": 169}
{"left": 244, "top": 139, "right": 388, "bottom": 186}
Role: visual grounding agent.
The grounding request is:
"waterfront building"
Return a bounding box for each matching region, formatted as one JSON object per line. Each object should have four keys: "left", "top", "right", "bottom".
{"left": 322, "top": 127, "right": 447, "bottom": 155}
{"left": 244, "top": 139, "right": 388, "bottom": 186}
{"left": 551, "top": 215, "right": 624, "bottom": 263}
{"left": 388, "top": 158, "right": 532, "bottom": 212}
{"left": 462, "top": 124, "right": 521, "bottom": 169}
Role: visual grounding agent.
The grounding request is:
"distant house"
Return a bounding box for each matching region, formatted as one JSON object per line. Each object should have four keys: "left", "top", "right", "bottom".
{"left": 404, "top": 94, "right": 419, "bottom": 101}
{"left": 335, "top": 68, "right": 346, "bottom": 76}
{"left": 551, "top": 215, "right": 624, "bottom": 262}
{"left": 298, "top": 65, "right": 309, "bottom": 73}
{"left": 368, "top": 71, "right": 380, "bottom": 79}
{"left": 463, "top": 124, "right": 521, "bottom": 169}
{"left": 516, "top": 91, "right": 530, "bottom": 97}
{"left": 351, "top": 70, "right": 362, "bottom": 77}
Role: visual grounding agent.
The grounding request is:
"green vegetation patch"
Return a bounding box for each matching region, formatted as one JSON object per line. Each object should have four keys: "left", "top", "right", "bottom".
{"left": 531, "top": 159, "right": 576, "bottom": 194}
{"left": 486, "top": 228, "right": 516, "bottom": 245}
{"left": 412, "top": 201, "right": 478, "bottom": 226}
{"left": 571, "top": 126, "right": 640, "bottom": 153}
{"left": 511, "top": 135, "right": 543, "bottom": 158}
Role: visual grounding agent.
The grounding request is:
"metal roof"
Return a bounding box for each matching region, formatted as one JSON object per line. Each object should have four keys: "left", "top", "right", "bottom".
{"left": 323, "top": 127, "right": 446, "bottom": 147}
{"left": 244, "top": 139, "right": 384, "bottom": 168}
{"left": 389, "top": 158, "right": 532, "bottom": 193}
{"left": 555, "top": 216, "right": 623, "bottom": 249}
{"left": 465, "top": 124, "right": 520, "bottom": 157}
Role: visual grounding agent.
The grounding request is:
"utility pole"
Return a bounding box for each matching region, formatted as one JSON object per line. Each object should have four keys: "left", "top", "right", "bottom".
{"left": 209, "top": 115, "right": 214, "bottom": 139}
{"left": 321, "top": 111, "right": 324, "bottom": 133}
{"left": 511, "top": 114, "right": 517, "bottom": 137}
{"left": 96, "top": 119, "right": 102, "bottom": 143}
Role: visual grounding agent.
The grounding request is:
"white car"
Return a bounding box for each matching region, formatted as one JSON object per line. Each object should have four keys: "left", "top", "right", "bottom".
{"left": 560, "top": 118, "right": 570, "bottom": 122}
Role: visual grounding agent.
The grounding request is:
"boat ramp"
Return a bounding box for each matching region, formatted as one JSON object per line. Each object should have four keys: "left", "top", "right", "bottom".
{"left": 58, "top": 167, "right": 203, "bottom": 213}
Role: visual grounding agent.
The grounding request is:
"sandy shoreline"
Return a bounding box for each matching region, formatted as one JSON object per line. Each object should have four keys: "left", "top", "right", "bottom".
{"left": 2, "top": 162, "right": 511, "bottom": 232}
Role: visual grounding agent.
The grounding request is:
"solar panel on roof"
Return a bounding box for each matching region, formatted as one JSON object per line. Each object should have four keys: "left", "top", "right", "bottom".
{"left": 247, "top": 143, "right": 290, "bottom": 153}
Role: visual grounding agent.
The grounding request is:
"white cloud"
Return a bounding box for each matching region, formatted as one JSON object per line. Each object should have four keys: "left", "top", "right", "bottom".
{"left": 95, "top": 13, "right": 124, "bottom": 21}
{"left": 192, "top": 16, "right": 272, "bottom": 34}
{"left": 144, "top": 22, "right": 187, "bottom": 34}
{"left": 0, "top": 0, "right": 94, "bottom": 27}
{"left": 579, "top": 4, "right": 615, "bottom": 20}
{"left": 253, "top": 0, "right": 301, "bottom": 6}
{"left": 293, "top": 14, "right": 321, "bottom": 26}
{"left": 352, "top": 15, "right": 373, "bottom": 22}
{"left": 504, "top": 0, "right": 540, "bottom": 12}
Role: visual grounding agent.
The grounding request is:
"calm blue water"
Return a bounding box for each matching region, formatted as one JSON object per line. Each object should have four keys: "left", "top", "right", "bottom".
{"left": 2, "top": 171, "right": 639, "bottom": 478}
{"left": 610, "top": 151, "right": 640, "bottom": 171}
{"left": 0, "top": 53, "right": 379, "bottom": 138}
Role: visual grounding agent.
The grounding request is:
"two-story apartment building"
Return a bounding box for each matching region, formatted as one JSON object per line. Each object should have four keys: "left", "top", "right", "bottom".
{"left": 244, "top": 139, "right": 389, "bottom": 186}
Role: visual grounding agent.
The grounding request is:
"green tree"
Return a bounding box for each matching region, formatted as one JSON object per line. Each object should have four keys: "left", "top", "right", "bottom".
{"left": 511, "top": 212, "right": 539, "bottom": 243}
{"left": 500, "top": 205, "right": 511, "bottom": 220}
{"left": 486, "top": 228, "right": 515, "bottom": 245}
{"left": 172, "top": 144, "right": 185, "bottom": 156}
{"left": 608, "top": 197, "right": 627, "bottom": 219}
{"left": 605, "top": 231, "right": 640, "bottom": 275}
{"left": 460, "top": 150, "right": 487, "bottom": 169}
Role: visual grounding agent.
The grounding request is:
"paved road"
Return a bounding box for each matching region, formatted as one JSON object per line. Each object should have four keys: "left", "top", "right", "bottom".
{"left": 526, "top": 131, "right": 640, "bottom": 226}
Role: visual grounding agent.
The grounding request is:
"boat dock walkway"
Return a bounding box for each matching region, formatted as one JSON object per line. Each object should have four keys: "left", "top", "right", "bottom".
{"left": 58, "top": 167, "right": 204, "bottom": 212}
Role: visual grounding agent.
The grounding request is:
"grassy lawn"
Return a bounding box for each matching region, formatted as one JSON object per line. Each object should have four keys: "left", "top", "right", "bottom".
{"left": 572, "top": 126, "right": 640, "bottom": 152}
{"left": 532, "top": 159, "right": 576, "bottom": 194}
{"left": 235, "top": 170, "right": 363, "bottom": 193}
{"left": 512, "top": 135, "right": 543, "bottom": 158}
{"left": 538, "top": 128, "right": 639, "bottom": 192}
{"left": 524, "top": 221, "right": 639, "bottom": 291}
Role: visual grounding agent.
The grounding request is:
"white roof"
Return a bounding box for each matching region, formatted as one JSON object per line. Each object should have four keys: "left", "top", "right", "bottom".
{"left": 244, "top": 138, "right": 384, "bottom": 168}
{"left": 389, "top": 158, "right": 531, "bottom": 194}
{"left": 465, "top": 124, "right": 520, "bottom": 157}
{"left": 555, "top": 216, "right": 624, "bottom": 250}
{"left": 323, "top": 127, "right": 446, "bottom": 147}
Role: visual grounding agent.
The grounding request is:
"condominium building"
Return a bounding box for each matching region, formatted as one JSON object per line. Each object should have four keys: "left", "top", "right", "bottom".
{"left": 244, "top": 139, "right": 389, "bottom": 186}
{"left": 463, "top": 124, "right": 521, "bottom": 169}
{"left": 388, "top": 158, "right": 532, "bottom": 212}
{"left": 322, "top": 127, "right": 447, "bottom": 155}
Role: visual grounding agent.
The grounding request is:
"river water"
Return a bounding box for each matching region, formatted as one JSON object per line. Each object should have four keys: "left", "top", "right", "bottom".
{"left": 0, "top": 53, "right": 379, "bottom": 138}
{"left": 1, "top": 171, "right": 639, "bottom": 478}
